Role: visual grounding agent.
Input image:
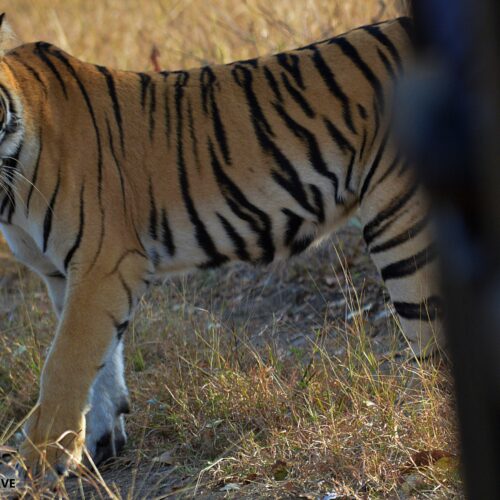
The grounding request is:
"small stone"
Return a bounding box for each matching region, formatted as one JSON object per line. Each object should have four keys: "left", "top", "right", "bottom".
{"left": 220, "top": 483, "right": 241, "bottom": 492}
{"left": 153, "top": 450, "right": 175, "bottom": 465}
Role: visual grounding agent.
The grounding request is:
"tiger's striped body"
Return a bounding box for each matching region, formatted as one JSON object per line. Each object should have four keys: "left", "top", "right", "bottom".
{"left": 0, "top": 16, "right": 440, "bottom": 473}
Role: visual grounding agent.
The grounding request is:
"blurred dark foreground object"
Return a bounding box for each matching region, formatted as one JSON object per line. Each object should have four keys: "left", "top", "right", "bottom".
{"left": 401, "top": 1, "right": 500, "bottom": 498}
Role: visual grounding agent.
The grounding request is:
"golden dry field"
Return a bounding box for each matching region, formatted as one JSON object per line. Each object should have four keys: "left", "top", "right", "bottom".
{"left": 0, "top": 1, "right": 462, "bottom": 498}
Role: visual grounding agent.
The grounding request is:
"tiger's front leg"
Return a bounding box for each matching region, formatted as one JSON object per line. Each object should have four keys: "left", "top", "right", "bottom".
{"left": 19, "top": 254, "right": 149, "bottom": 477}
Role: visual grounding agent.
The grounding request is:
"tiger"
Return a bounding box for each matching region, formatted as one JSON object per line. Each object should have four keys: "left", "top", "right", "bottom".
{"left": 0, "top": 12, "right": 441, "bottom": 476}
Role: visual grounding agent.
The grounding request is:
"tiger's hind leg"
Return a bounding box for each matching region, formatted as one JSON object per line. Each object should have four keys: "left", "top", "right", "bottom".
{"left": 85, "top": 336, "right": 130, "bottom": 466}
{"left": 359, "top": 160, "right": 443, "bottom": 356}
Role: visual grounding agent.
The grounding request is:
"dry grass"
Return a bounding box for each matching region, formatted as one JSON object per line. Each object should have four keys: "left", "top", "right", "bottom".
{"left": 4, "top": 0, "right": 405, "bottom": 70}
{"left": 0, "top": 1, "right": 462, "bottom": 498}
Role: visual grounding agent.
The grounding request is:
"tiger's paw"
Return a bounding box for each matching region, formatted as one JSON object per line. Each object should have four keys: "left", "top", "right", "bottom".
{"left": 19, "top": 404, "right": 85, "bottom": 480}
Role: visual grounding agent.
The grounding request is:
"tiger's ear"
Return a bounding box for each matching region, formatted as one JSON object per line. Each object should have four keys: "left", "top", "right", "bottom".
{"left": 0, "top": 13, "right": 14, "bottom": 57}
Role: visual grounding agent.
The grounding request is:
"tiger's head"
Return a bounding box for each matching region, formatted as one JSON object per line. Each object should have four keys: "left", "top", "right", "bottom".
{"left": 0, "top": 13, "right": 18, "bottom": 137}
{"left": 0, "top": 13, "right": 24, "bottom": 179}
{"left": 0, "top": 80, "right": 20, "bottom": 144}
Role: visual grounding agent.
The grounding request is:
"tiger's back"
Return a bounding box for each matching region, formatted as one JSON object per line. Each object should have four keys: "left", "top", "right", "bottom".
{"left": 3, "top": 18, "right": 413, "bottom": 269}
{"left": 0, "top": 15, "right": 441, "bottom": 473}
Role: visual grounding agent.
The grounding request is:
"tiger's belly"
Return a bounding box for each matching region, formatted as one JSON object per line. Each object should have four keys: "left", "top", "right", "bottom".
{"left": 0, "top": 223, "right": 60, "bottom": 277}
{"left": 141, "top": 194, "right": 358, "bottom": 279}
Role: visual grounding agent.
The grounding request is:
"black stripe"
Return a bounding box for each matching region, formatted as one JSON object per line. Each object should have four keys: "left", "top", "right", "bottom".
{"left": 232, "top": 65, "right": 274, "bottom": 136}
{"left": 323, "top": 119, "right": 357, "bottom": 192}
{"left": 363, "top": 182, "right": 418, "bottom": 246}
{"left": 0, "top": 143, "right": 21, "bottom": 223}
{"left": 34, "top": 43, "right": 67, "bottom": 98}
{"left": 276, "top": 53, "right": 304, "bottom": 89}
{"left": 0, "top": 83, "right": 16, "bottom": 116}
{"left": 393, "top": 296, "right": 442, "bottom": 321}
{"left": 310, "top": 48, "right": 356, "bottom": 134}
{"left": 97, "top": 66, "right": 125, "bottom": 153}
{"left": 64, "top": 184, "right": 85, "bottom": 270}
{"left": 42, "top": 171, "right": 61, "bottom": 253}
{"left": 232, "top": 65, "right": 315, "bottom": 217}
{"left": 119, "top": 274, "right": 133, "bottom": 313}
{"left": 357, "top": 104, "right": 368, "bottom": 120}
{"left": 26, "top": 127, "right": 43, "bottom": 215}
{"left": 273, "top": 103, "right": 340, "bottom": 204}
{"left": 200, "top": 67, "right": 231, "bottom": 164}
{"left": 108, "top": 249, "right": 149, "bottom": 275}
{"left": 323, "top": 117, "right": 355, "bottom": 154}
{"left": 345, "top": 153, "right": 356, "bottom": 193}
{"left": 363, "top": 25, "right": 403, "bottom": 72}
{"left": 105, "top": 117, "right": 127, "bottom": 213}
{"left": 263, "top": 66, "right": 283, "bottom": 102}
{"left": 359, "top": 130, "right": 389, "bottom": 201}
{"left": 290, "top": 235, "right": 314, "bottom": 255}
{"left": 175, "top": 73, "right": 228, "bottom": 267}
{"left": 46, "top": 270, "right": 65, "bottom": 279}
{"left": 0, "top": 82, "right": 20, "bottom": 136}
{"left": 358, "top": 128, "right": 368, "bottom": 164}
{"left": 370, "top": 216, "right": 429, "bottom": 254}
{"left": 0, "top": 190, "right": 11, "bottom": 220}
{"left": 295, "top": 41, "right": 318, "bottom": 52}
{"left": 148, "top": 179, "right": 158, "bottom": 240}
{"left": 309, "top": 184, "right": 325, "bottom": 224}
{"left": 0, "top": 82, "right": 14, "bottom": 107}
{"left": 208, "top": 140, "right": 275, "bottom": 263}
{"left": 230, "top": 57, "right": 258, "bottom": 68}
{"left": 89, "top": 210, "right": 106, "bottom": 273}
{"left": 164, "top": 85, "right": 171, "bottom": 148}
{"left": 217, "top": 213, "right": 250, "bottom": 261}
{"left": 209, "top": 86, "right": 231, "bottom": 165}
{"left": 377, "top": 152, "right": 403, "bottom": 186}
{"left": 280, "top": 73, "right": 315, "bottom": 118}
{"left": 381, "top": 244, "right": 436, "bottom": 282}
{"left": 138, "top": 72, "right": 151, "bottom": 110}
{"left": 330, "top": 37, "right": 384, "bottom": 110}
{"left": 161, "top": 208, "right": 175, "bottom": 256}
{"left": 372, "top": 96, "right": 381, "bottom": 149}
{"left": 151, "top": 248, "right": 162, "bottom": 267}
{"left": 116, "top": 320, "right": 129, "bottom": 340}
{"left": 282, "top": 208, "right": 302, "bottom": 246}
{"left": 187, "top": 99, "right": 202, "bottom": 171}
{"left": 200, "top": 66, "right": 214, "bottom": 114}
{"left": 282, "top": 208, "right": 314, "bottom": 256}
{"left": 377, "top": 48, "right": 395, "bottom": 80}
{"left": 149, "top": 81, "right": 156, "bottom": 141}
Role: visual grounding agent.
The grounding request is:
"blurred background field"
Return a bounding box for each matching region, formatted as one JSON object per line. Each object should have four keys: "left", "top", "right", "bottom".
{"left": 0, "top": 1, "right": 462, "bottom": 498}
{"left": 6, "top": 0, "right": 405, "bottom": 69}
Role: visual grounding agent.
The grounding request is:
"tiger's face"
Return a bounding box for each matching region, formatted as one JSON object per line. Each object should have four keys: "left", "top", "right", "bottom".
{"left": 0, "top": 81, "right": 23, "bottom": 190}
{"left": 0, "top": 13, "right": 14, "bottom": 141}
{"left": 0, "top": 85, "right": 18, "bottom": 143}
